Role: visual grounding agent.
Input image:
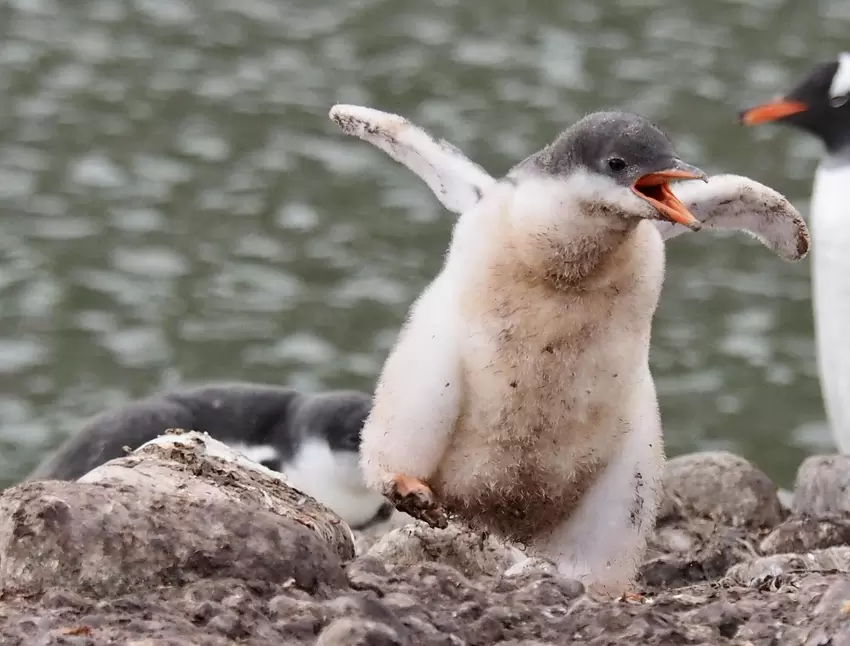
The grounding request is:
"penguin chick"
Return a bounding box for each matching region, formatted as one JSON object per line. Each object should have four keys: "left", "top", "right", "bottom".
{"left": 358, "top": 111, "right": 708, "bottom": 594}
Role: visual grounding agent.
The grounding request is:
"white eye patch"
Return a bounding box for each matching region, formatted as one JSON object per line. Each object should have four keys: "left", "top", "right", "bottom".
{"left": 829, "top": 52, "right": 850, "bottom": 100}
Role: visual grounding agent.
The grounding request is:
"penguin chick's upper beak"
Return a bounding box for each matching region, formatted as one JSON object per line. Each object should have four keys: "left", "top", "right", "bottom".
{"left": 631, "top": 162, "right": 708, "bottom": 231}
{"left": 738, "top": 99, "right": 808, "bottom": 125}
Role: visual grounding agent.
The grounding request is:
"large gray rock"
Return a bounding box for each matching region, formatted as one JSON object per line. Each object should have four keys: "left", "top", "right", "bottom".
{"left": 793, "top": 455, "right": 850, "bottom": 517}
{"left": 659, "top": 451, "right": 785, "bottom": 528}
{"left": 0, "top": 431, "right": 353, "bottom": 598}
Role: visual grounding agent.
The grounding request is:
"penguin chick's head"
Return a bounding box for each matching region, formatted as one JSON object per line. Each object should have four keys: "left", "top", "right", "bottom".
{"left": 517, "top": 111, "right": 707, "bottom": 231}
{"left": 739, "top": 53, "right": 850, "bottom": 154}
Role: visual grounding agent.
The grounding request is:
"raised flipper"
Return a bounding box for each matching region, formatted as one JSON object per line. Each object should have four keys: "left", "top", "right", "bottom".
{"left": 661, "top": 174, "right": 809, "bottom": 261}
{"left": 329, "top": 104, "right": 495, "bottom": 216}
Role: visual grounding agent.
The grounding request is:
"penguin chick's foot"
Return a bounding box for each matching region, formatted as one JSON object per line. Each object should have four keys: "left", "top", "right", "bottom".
{"left": 381, "top": 474, "right": 448, "bottom": 529}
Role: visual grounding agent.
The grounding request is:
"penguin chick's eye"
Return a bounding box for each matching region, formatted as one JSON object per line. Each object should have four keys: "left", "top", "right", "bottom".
{"left": 830, "top": 94, "right": 850, "bottom": 108}
{"left": 607, "top": 157, "right": 626, "bottom": 172}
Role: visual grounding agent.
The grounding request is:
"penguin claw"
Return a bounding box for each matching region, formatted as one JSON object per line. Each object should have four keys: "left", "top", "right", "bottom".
{"left": 382, "top": 474, "right": 448, "bottom": 529}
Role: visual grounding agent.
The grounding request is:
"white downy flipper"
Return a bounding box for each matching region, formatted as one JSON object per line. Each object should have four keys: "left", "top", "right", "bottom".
{"left": 659, "top": 174, "right": 810, "bottom": 262}
{"left": 329, "top": 104, "right": 809, "bottom": 262}
{"left": 329, "top": 104, "right": 495, "bottom": 215}
{"left": 358, "top": 273, "right": 464, "bottom": 490}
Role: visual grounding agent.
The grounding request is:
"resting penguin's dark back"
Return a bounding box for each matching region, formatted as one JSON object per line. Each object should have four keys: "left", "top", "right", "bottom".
{"left": 25, "top": 383, "right": 370, "bottom": 482}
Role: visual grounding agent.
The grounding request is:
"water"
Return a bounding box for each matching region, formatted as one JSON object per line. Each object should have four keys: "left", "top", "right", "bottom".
{"left": 0, "top": 0, "right": 845, "bottom": 488}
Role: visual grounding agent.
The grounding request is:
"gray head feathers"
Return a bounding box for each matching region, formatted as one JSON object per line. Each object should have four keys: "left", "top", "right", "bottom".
{"left": 517, "top": 111, "right": 680, "bottom": 186}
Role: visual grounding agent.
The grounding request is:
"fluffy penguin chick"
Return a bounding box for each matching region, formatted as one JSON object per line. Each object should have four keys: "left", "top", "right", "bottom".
{"left": 359, "top": 111, "right": 709, "bottom": 595}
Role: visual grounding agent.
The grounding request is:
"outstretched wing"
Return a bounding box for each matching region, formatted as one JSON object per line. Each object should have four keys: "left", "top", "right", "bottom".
{"left": 359, "top": 274, "right": 463, "bottom": 489}
{"left": 329, "top": 105, "right": 810, "bottom": 261}
{"left": 660, "top": 174, "right": 810, "bottom": 261}
{"left": 329, "top": 104, "right": 495, "bottom": 215}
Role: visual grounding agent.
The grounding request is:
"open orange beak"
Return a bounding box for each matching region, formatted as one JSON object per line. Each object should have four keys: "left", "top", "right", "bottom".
{"left": 739, "top": 99, "right": 808, "bottom": 125}
{"left": 631, "top": 166, "right": 707, "bottom": 231}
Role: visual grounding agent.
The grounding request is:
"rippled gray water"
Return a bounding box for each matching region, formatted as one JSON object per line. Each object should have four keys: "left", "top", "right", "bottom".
{"left": 0, "top": 0, "right": 846, "bottom": 488}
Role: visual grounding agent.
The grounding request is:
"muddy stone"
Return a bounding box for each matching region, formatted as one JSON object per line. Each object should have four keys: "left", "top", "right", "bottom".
{"left": 726, "top": 546, "right": 850, "bottom": 587}
{"left": 0, "top": 432, "right": 351, "bottom": 598}
{"left": 793, "top": 454, "right": 850, "bottom": 517}
{"left": 0, "top": 481, "right": 350, "bottom": 599}
{"left": 316, "top": 617, "right": 403, "bottom": 646}
{"left": 760, "top": 515, "right": 850, "bottom": 554}
{"left": 638, "top": 452, "right": 787, "bottom": 590}
{"left": 365, "top": 521, "right": 519, "bottom": 578}
{"left": 0, "top": 448, "right": 848, "bottom": 645}
{"left": 659, "top": 451, "right": 785, "bottom": 528}
{"left": 352, "top": 510, "right": 415, "bottom": 556}
{"left": 640, "top": 522, "right": 758, "bottom": 589}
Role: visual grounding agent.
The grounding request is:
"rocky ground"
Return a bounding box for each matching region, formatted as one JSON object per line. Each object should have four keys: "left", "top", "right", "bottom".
{"left": 0, "top": 434, "right": 849, "bottom": 645}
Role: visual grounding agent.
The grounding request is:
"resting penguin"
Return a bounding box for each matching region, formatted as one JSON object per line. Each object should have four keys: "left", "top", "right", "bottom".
{"left": 26, "top": 383, "right": 393, "bottom": 530}
{"left": 331, "top": 106, "right": 808, "bottom": 594}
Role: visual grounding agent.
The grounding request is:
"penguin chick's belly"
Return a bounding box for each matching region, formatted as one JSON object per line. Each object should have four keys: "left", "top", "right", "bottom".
{"left": 433, "top": 332, "right": 643, "bottom": 544}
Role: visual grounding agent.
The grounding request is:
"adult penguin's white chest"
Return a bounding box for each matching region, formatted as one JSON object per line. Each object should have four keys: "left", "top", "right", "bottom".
{"left": 432, "top": 217, "right": 666, "bottom": 542}
{"left": 810, "top": 161, "right": 850, "bottom": 451}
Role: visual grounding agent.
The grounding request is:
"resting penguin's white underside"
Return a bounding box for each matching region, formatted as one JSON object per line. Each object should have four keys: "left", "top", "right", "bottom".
{"left": 329, "top": 104, "right": 809, "bottom": 262}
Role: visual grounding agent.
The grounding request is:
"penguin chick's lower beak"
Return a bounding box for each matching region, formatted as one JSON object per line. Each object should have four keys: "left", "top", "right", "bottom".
{"left": 738, "top": 99, "right": 808, "bottom": 125}
{"left": 631, "top": 165, "right": 707, "bottom": 231}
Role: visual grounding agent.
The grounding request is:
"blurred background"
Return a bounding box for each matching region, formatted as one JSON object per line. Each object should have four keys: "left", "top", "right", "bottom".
{"left": 0, "top": 0, "right": 844, "bottom": 488}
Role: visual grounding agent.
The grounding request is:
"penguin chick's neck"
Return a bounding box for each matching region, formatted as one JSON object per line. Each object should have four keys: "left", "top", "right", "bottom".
{"left": 500, "top": 170, "right": 658, "bottom": 289}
